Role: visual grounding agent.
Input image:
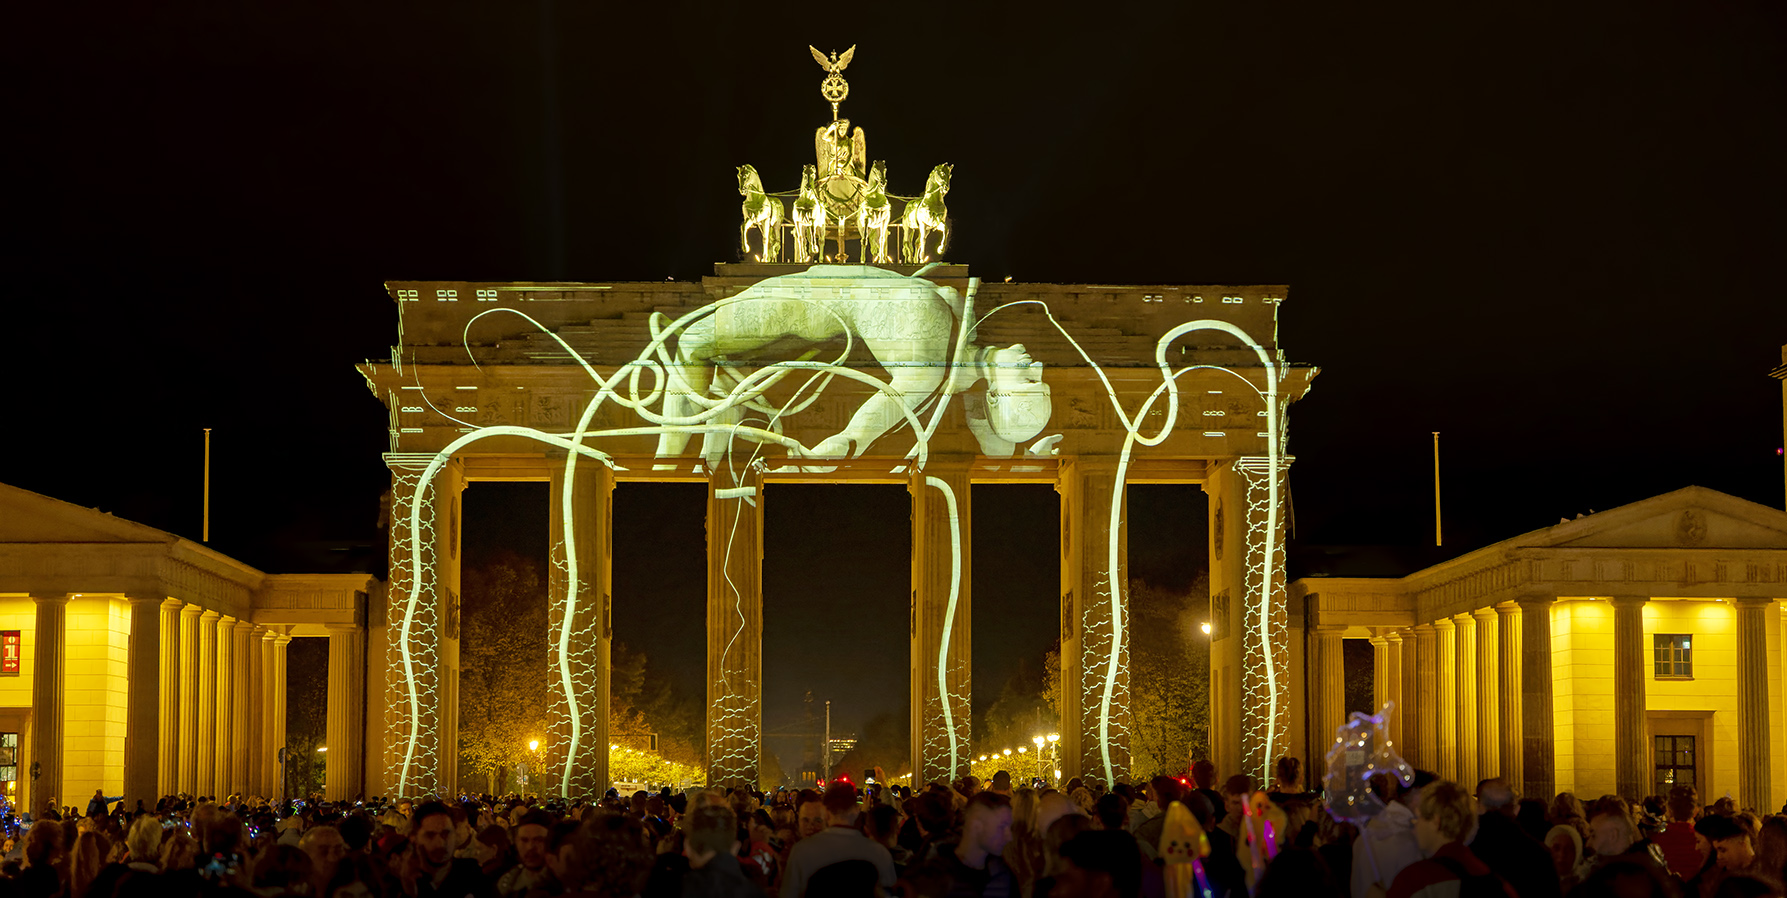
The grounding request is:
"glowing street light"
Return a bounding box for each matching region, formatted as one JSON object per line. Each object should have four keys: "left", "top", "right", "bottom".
{"left": 529, "top": 739, "right": 540, "bottom": 752}
{"left": 1200, "top": 621, "right": 1213, "bottom": 636}
{"left": 316, "top": 746, "right": 328, "bottom": 753}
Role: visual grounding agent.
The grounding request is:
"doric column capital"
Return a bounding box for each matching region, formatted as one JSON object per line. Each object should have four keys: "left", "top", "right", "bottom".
{"left": 199, "top": 609, "right": 221, "bottom": 623}
{"left": 181, "top": 603, "right": 203, "bottom": 618}
{"left": 124, "top": 593, "right": 165, "bottom": 607}
{"left": 1514, "top": 594, "right": 1555, "bottom": 612}
{"left": 1313, "top": 624, "right": 1348, "bottom": 638}
{"left": 1384, "top": 630, "right": 1405, "bottom": 645}
{"left": 33, "top": 593, "right": 71, "bottom": 607}
{"left": 1471, "top": 606, "right": 1497, "bottom": 622}
{"left": 1412, "top": 622, "right": 1435, "bottom": 635}
{"left": 1433, "top": 617, "right": 1456, "bottom": 634}
{"left": 1735, "top": 596, "right": 1773, "bottom": 610}
{"left": 1610, "top": 595, "right": 1650, "bottom": 610}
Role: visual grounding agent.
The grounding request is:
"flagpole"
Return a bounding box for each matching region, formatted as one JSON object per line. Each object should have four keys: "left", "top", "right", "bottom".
{"left": 203, "top": 428, "right": 212, "bottom": 543}
{"left": 1432, "top": 431, "right": 1441, "bottom": 547}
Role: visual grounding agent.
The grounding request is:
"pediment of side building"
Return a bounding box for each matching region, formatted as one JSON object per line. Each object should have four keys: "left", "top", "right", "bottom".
{"left": 0, "top": 482, "right": 176, "bottom": 545}
{"left": 1523, "top": 485, "right": 1787, "bottom": 551}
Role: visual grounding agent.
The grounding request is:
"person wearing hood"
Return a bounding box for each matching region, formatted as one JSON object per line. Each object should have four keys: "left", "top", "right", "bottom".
{"left": 1350, "top": 770, "right": 1434, "bottom": 898}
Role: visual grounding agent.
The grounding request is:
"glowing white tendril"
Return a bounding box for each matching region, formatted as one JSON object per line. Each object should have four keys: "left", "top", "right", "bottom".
{"left": 926, "top": 476, "right": 964, "bottom": 777}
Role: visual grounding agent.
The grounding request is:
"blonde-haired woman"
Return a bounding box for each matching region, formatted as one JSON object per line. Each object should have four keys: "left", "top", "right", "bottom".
{"left": 69, "top": 830, "right": 110, "bottom": 898}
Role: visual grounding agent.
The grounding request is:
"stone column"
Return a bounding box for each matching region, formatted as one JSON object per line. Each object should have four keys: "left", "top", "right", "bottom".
{"left": 260, "top": 630, "right": 279, "bottom": 797}
{"left": 1495, "top": 602, "right": 1523, "bottom": 790}
{"left": 1314, "top": 626, "right": 1347, "bottom": 755}
{"left": 706, "top": 467, "right": 762, "bottom": 789}
{"left": 158, "top": 599, "right": 182, "bottom": 797}
{"left": 272, "top": 633, "right": 290, "bottom": 799}
{"left": 912, "top": 462, "right": 973, "bottom": 786}
{"left": 1434, "top": 618, "right": 1458, "bottom": 781}
{"left": 231, "top": 621, "right": 252, "bottom": 796}
{"left": 1736, "top": 596, "right": 1773, "bottom": 812}
{"left": 1414, "top": 624, "right": 1437, "bottom": 770}
{"left": 1385, "top": 631, "right": 1406, "bottom": 754}
{"left": 30, "top": 594, "right": 69, "bottom": 818}
{"left": 1233, "top": 458, "right": 1290, "bottom": 785}
{"left": 197, "top": 610, "right": 219, "bottom": 798}
{"left": 1058, "top": 458, "right": 1131, "bottom": 784}
{"left": 1370, "top": 635, "right": 1390, "bottom": 711}
{"left": 1399, "top": 628, "right": 1420, "bottom": 763}
{"left": 1516, "top": 594, "right": 1555, "bottom": 801}
{"left": 178, "top": 605, "right": 201, "bottom": 795}
{"left": 545, "top": 458, "right": 613, "bottom": 799}
{"left": 1611, "top": 596, "right": 1650, "bottom": 800}
{"left": 1454, "top": 613, "right": 1478, "bottom": 789}
{"left": 380, "top": 453, "right": 462, "bottom": 798}
{"left": 215, "top": 615, "right": 236, "bottom": 797}
{"left": 326, "top": 625, "right": 367, "bottom": 801}
{"left": 247, "top": 628, "right": 264, "bottom": 798}
{"left": 124, "top": 595, "right": 163, "bottom": 808}
{"left": 1472, "top": 608, "right": 1499, "bottom": 781}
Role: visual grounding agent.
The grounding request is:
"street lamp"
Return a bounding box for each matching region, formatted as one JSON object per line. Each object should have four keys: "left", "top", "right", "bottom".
{"left": 1200, "top": 622, "right": 1212, "bottom": 636}
{"left": 529, "top": 740, "right": 539, "bottom": 752}
{"left": 316, "top": 746, "right": 328, "bottom": 753}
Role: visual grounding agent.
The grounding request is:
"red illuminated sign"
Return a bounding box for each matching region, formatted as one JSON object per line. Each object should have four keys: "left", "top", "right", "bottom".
{"left": 0, "top": 632, "right": 17, "bottom": 676}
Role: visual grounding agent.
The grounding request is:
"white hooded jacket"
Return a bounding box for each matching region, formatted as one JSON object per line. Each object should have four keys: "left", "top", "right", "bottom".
{"left": 1350, "top": 801, "right": 1424, "bottom": 898}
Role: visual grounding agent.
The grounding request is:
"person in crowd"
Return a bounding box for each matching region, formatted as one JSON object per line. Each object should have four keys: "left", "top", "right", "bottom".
{"left": 676, "top": 804, "right": 763, "bottom": 898}
{"left": 1350, "top": 772, "right": 1428, "bottom": 898}
{"left": 989, "top": 771, "right": 1015, "bottom": 800}
{"left": 794, "top": 793, "right": 827, "bottom": 843}
{"left": 1691, "top": 814, "right": 1759, "bottom": 896}
{"left": 87, "top": 790, "right": 123, "bottom": 821}
{"left": 1049, "top": 829, "right": 1141, "bottom": 898}
{"left": 497, "top": 809, "right": 554, "bottom": 898}
{"left": 1190, "top": 762, "right": 1224, "bottom": 827}
{"left": 1132, "top": 777, "right": 1181, "bottom": 861}
{"left": 917, "top": 790, "right": 1015, "bottom": 896}
{"left": 1652, "top": 787, "right": 1704, "bottom": 880}
{"left": 304, "top": 824, "right": 351, "bottom": 894}
{"left": 69, "top": 829, "right": 110, "bottom": 898}
{"left": 780, "top": 782, "right": 896, "bottom": 898}
{"left": 864, "top": 803, "right": 911, "bottom": 878}
{"left": 1753, "top": 815, "right": 1787, "bottom": 886}
{"left": 1470, "top": 778, "right": 1560, "bottom": 898}
{"left": 1580, "top": 798, "right": 1676, "bottom": 896}
{"left": 1544, "top": 824, "right": 1585, "bottom": 891}
{"left": 1256, "top": 846, "right": 1343, "bottom": 898}
{"left": 1093, "top": 794, "right": 1129, "bottom": 833}
{"left": 1218, "top": 775, "right": 1257, "bottom": 843}
{"left": 572, "top": 813, "right": 654, "bottom": 898}
{"left": 1371, "top": 780, "right": 1514, "bottom": 898}
{"left": 1033, "top": 810, "right": 1096, "bottom": 898}
{"left": 1267, "top": 758, "right": 1318, "bottom": 807}
{"left": 401, "top": 801, "right": 491, "bottom": 898}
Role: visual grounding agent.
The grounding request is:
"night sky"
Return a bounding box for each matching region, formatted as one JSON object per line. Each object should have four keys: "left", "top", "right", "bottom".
{"left": 7, "top": 3, "right": 1785, "bottom": 750}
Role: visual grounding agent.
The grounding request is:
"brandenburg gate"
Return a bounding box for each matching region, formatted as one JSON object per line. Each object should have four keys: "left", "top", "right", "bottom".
{"left": 356, "top": 49, "right": 1317, "bottom": 797}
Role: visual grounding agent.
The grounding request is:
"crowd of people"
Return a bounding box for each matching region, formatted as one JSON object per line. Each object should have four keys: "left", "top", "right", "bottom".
{"left": 5, "top": 755, "right": 1787, "bottom": 898}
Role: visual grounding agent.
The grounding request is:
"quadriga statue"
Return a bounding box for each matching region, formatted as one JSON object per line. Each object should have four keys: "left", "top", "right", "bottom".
{"left": 654, "top": 264, "right": 1054, "bottom": 464}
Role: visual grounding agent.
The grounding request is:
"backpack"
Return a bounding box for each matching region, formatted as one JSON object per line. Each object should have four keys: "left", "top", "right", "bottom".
{"left": 1431, "top": 856, "right": 1507, "bottom": 898}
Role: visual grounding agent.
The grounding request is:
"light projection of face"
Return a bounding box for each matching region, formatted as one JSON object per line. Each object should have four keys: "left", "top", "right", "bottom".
{"left": 388, "top": 264, "right": 1286, "bottom": 794}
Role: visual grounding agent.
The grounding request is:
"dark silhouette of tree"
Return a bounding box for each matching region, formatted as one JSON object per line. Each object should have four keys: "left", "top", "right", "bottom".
{"left": 286, "top": 637, "right": 328, "bottom": 798}
{"left": 459, "top": 550, "right": 550, "bottom": 792}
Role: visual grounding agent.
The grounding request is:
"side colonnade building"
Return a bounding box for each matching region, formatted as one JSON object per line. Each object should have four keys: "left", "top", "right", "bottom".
{"left": 0, "top": 483, "right": 377, "bottom": 816}
{"left": 1292, "top": 485, "right": 1787, "bottom": 812}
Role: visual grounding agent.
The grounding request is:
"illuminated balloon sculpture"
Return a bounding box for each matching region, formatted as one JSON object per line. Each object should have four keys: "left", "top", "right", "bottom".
{"left": 1157, "top": 801, "right": 1214, "bottom": 898}
{"left": 1322, "top": 702, "right": 1415, "bottom": 886}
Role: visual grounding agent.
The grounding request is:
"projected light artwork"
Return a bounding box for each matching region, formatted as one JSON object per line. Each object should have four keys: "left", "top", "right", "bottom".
{"left": 378, "top": 262, "right": 1293, "bottom": 795}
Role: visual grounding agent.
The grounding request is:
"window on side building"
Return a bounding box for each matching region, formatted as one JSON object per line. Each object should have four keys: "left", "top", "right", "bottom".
{"left": 1653, "top": 633, "right": 1692, "bottom": 679}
